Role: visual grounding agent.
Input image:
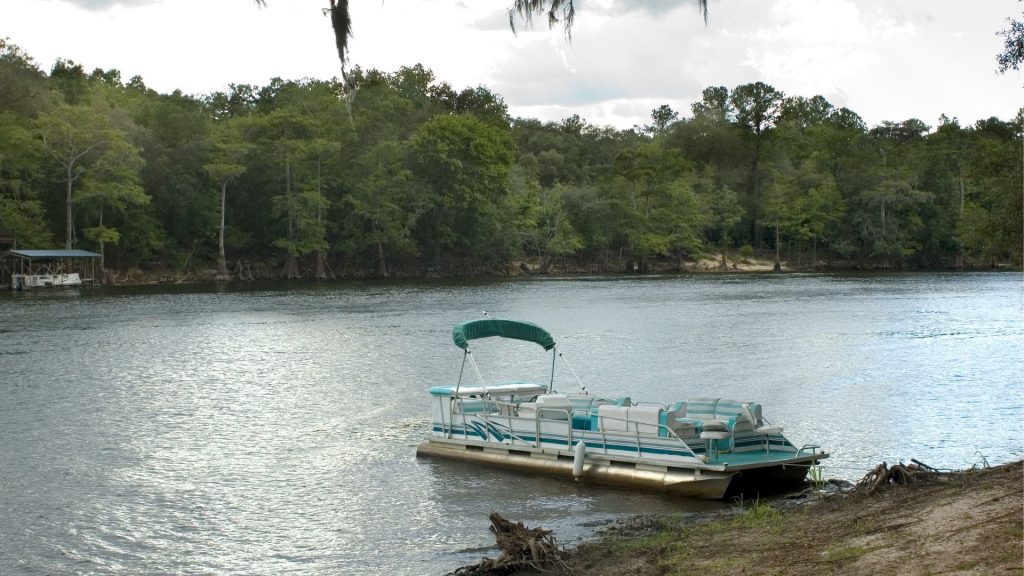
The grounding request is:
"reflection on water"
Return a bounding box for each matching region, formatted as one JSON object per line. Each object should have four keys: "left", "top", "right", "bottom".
{"left": 1, "top": 273, "right": 1021, "bottom": 575}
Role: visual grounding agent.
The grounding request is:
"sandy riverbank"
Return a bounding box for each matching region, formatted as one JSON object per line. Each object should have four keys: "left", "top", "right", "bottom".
{"left": 467, "top": 461, "right": 1022, "bottom": 576}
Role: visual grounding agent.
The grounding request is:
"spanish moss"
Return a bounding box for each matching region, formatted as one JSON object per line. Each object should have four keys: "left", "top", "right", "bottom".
{"left": 509, "top": 0, "right": 708, "bottom": 36}
{"left": 329, "top": 0, "right": 352, "bottom": 71}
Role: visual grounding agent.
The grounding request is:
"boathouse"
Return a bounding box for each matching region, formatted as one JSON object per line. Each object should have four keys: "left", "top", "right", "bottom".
{"left": 1, "top": 249, "right": 101, "bottom": 290}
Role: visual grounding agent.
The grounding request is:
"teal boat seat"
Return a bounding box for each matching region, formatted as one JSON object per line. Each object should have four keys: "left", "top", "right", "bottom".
{"left": 571, "top": 411, "right": 591, "bottom": 430}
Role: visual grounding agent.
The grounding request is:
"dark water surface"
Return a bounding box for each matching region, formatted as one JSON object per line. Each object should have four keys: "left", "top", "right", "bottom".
{"left": 1, "top": 273, "right": 1021, "bottom": 575}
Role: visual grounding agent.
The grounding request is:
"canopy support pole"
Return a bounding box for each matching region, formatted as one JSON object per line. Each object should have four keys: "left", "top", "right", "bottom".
{"left": 455, "top": 351, "right": 468, "bottom": 395}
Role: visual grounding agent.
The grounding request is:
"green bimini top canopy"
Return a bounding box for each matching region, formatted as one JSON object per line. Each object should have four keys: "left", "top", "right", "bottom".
{"left": 452, "top": 319, "right": 556, "bottom": 351}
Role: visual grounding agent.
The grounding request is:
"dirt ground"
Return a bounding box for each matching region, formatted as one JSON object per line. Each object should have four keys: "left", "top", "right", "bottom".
{"left": 512, "top": 461, "right": 1023, "bottom": 576}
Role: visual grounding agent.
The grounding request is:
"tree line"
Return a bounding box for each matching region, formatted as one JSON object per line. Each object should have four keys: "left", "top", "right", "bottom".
{"left": 0, "top": 39, "right": 1020, "bottom": 281}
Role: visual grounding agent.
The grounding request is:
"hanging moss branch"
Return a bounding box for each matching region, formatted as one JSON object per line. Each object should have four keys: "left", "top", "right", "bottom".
{"left": 509, "top": 0, "right": 575, "bottom": 38}
{"left": 329, "top": 0, "right": 352, "bottom": 72}
{"left": 508, "top": 0, "right": 707, "bottom": 37}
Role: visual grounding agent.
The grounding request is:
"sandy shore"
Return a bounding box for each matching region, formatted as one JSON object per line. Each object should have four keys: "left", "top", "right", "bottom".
{"left": 465, "top": 461, "right": 1023, "bottom": 576}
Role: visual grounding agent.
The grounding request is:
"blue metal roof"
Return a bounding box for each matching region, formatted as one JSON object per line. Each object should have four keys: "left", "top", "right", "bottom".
{"left": 7, "top": 249, "right": 101, "bottom": 259}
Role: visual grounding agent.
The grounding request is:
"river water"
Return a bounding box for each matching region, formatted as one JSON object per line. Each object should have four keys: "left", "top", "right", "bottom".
{"left": 1, "top": 273, "right": 1021, "bottom": 575}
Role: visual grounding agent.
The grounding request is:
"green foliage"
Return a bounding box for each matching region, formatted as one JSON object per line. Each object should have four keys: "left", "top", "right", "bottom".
{"left": 34, "top": 103, "right": 140, "bottom": 249}
{"left": 83, "top": 224, "right": 120, "bottom": 245}
{"left": 0, "top": 41, "right": 1018, "bottom": 276}
{"left": 823, "top": 544, "right": 869, "bottom": 563}
{"left": 410, "top": 113, "right": 515, "bottom": 265}
{"left": 809, "top": 463, "right": 826, "bottom": 490}
{"left": 996, "top": 6, "right": 1024, "bottom": 75}
{"left": 0, "top": 112, "right": 52, "bottom": 246}
{"left": 733, "top": 497, "right": 783, "bottom": 528}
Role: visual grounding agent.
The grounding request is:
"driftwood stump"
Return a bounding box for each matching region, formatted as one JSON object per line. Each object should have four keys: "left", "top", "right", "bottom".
{"left": 449, "top": 512, "right": 562, "bottom": 576}
{"left": 856, "top": 461, "right": 945, "bottom": 493}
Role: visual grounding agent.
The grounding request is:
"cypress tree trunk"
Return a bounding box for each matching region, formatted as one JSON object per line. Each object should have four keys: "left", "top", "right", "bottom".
{"left": 65, "top": 166, "right": 74, "bottom": 249}
{"left": 773, "top": 217, "right": 781, "bottom": 272}
{"left": 216, "top": 181, "right": 229, "bottom": 281}
{"left": 376, "top": 240, "right": 388, "bottom": 277}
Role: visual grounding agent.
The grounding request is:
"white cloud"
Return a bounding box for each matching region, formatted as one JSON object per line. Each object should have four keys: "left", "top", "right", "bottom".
{"left": 59, "top": 0, "right": 157, "bottom": 9}
{"left": 1, "top": 0, "right": 1019, "bottom": 129}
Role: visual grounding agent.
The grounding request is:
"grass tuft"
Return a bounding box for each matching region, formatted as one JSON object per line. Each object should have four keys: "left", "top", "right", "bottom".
{"left": 823, "top": 544, "right": 868, "bottom": 563}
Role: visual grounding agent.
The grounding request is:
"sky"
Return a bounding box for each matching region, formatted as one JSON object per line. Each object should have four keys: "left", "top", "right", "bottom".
{"left": 1, "top": 0, "right": 1021, "bottom": 130}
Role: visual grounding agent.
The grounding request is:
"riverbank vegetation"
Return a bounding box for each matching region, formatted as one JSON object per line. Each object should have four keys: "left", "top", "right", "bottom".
{"left": 1, "top": 39, "right": 1021, "bottom": 281}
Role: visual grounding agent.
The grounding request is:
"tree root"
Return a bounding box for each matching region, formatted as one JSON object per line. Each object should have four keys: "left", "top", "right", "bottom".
{"left": 448, "top": 512, "right": 564, "bottom": 576}
{"left": 855, "top": 461, "right": 946, "bottom": 493}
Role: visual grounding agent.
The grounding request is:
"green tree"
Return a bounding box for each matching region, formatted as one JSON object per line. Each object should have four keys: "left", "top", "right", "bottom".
{"left": 204, "top": 120, "right": 249, "bottom": 280}
{"left": 410, "top": 114, "right": 515, "bottom": 269}
{"left": 785, "top": 160, "right": 847, "bottom": 267}
{"left": 0, "top": 113, "right": 52, "bottom": 246}
{"left": 730, "top": 81, "right": 784, "bottom": 246}
{"left": 996, "top": 2, "right": 1024, "bottom": 78}
{"left": 858, "top": 120, "right": 933, "bottom": 268}
{"left": 78, "top": 138, "right": 148, "bottom": 274}
{"left": 0, "top": 39, "right": 51, "bottom": 116}
{"left": 694, "top": 166, "right": 743, "bottom": 252}
{"left": 612, "top": 143, "right": 701, "bottom": 272}
{"left": 343, "top": 140, "right": 422, "bottom": 277}
{"left": 50, "top": 59, "right": 90, "bottom": 105}
{"left": 34, "top": 105, "right": 126, "bottom": 249}
{"left": 251, "top": 109, "right": 330, "bottom": 279}
{"left": 959, "top": 115, "right": 1024, "bottom": 267}
{"left": 761, "top": 164, "right": 798, "bottom": 271}
{"left": 644, "top": 104, "right": 680, "bottom": 138}
{"left": 508, "top": 162, "right": 582, "bottom": 272}
{"left": 134, "top": 91, "right": 209, "bottom": 266}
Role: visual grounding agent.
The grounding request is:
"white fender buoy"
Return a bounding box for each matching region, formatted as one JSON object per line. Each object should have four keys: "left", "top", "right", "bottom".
{"left": 572, "top": 440, "right": 586, "bottom": 479}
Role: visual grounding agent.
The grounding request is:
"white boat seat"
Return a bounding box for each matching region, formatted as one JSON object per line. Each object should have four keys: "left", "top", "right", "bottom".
{"left": 535, "top": 394, "right": 571, "bottom": 420}
{"left": 627, "top": 405, "right": 661, "bottom": 435}
{"left": 701, "top": 420, "right": 730, "bottom": 433}
{"left": 669, "top": 417, "right": 701, "bottom": 438}
{"left": 596, "top": 405, "right": 630, "bottom": 432}
{"left": 700, "top": 429, "right": 731, "bottom": 461}
{"left": 756, "top": 425, "right": 784, "bottom": 452}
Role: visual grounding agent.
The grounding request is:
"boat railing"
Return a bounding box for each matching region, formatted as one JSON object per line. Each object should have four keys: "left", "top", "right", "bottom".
{"left": 452, "top": 401, "right": 700, "bottom": 459}
{"left": 580, "top": 411, "right": 698, "bottom": 460}
{"left": 447, "top": 401, "right": 699, "bottom": 461}
{"left": 797, "top": 444, "right": 822, "bottom": 457}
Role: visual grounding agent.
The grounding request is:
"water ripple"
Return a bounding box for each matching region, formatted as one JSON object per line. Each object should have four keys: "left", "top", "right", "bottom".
{"left": 0, "top": 273, "right": 1021, "bottom": 575}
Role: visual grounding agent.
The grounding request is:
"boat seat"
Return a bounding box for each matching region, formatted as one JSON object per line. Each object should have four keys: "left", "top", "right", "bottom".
{"left": 755, "top": 425, "right": 784, "bottom": 452}
{"left": 659, "top": 401, "right": 688, "bottom": 437}
{"left": 555, "top": 395, "right": 595, "bottom": 430}
{"left": 594, "top": 405, "right": 662, "bottom": 434}
{"left": 700, "top": 429, "right": 732, "bottom": 461}
{"left": 454, "top": 398, "right": 489, "bottom": 413}
{"left": 679, "top": 398, "right": 765, "bottom": 451}
{"left": 671, "top": 418, "right": 702, "bottom": 438}
{"left": 683, "top": 397, "right": 720, "bottom": 422}
{"left": 571, "top": 411, "right": 591, "bottom": 430}
{"left": 713, "top": 400, "right": 760, "bottom": 434}
{"left": 595, "top": 405, "right": 630, "bottom": 432}
{"left": 535, "top": 394, "right": 571, "bottom": 420}
{"left": 627, "top": 405, "right": 661, "bottom": 435}
{"left": 569, "top": 396, "right": 595, "bottom": 411}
